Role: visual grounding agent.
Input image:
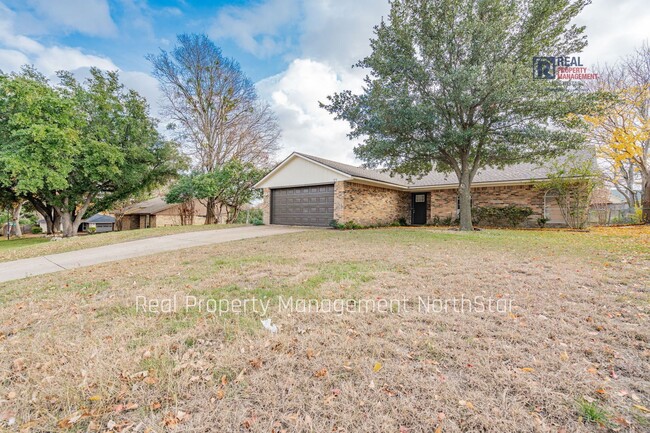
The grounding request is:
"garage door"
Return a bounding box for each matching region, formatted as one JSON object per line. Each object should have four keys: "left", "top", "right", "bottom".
{"left": 271, "top": 184, "right": 334, "bottom": 227}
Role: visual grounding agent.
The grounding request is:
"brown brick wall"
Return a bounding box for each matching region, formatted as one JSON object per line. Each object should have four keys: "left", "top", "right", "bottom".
{"left": 429, "top": 184, "right": 547, "bottom": 225}
{"left": 472, "top": 184, "right": 544, "bottom": 215}
{"left": 338, "top": 181, "right": 411, "bottom": 226}
{"left": 429, "top": 189, "right": 458, "bottom": 221}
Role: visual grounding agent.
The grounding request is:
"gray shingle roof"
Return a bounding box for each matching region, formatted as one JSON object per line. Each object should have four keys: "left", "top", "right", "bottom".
{"left": 123, "top": 197, "right": 175, "bottom": 215}
{"left": 82, "top": 213, "right": 116, "bottom": 223}
{"left": 296, "top": 152, "right": 583, "bottom": 188}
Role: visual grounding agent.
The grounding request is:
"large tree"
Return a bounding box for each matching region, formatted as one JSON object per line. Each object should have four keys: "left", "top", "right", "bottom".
{"left": 148, "top": 34, "right": 280, "bottom": 223}
{"left": 0, "top": 67, "right": 184, "bottom": 237}
{"left": 323, "top": 0, "right": 601, "bottom": 230}
{"left": 586, "top": 43, "right": 650, "bottom": 223}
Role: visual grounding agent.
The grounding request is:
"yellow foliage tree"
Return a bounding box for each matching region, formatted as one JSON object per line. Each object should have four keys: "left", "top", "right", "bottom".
{"left": 586, "top": 44, "right": 650, "bottom": 223}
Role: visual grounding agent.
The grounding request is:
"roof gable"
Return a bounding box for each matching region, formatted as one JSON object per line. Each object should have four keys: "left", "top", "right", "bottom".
{"left": 255, "top": 153, "right": 352, "bottom": 189}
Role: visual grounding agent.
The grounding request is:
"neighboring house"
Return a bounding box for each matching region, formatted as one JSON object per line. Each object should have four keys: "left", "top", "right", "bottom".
{"left": 119, "top": 197, "right": 211, "bottom": 230}
{"left": 255, "top": 152, "right": 568, "bottom": 227}
{"left": 79, "top": 213, "right": 115, "bottom": 233}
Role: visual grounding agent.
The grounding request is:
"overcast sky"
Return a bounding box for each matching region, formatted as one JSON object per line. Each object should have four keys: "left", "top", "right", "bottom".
{"left": 0, "top": 0, "right": 648, "bottom": 164}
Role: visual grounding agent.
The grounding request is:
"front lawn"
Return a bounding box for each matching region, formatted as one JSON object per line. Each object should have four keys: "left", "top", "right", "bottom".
{"left": 0, "top": 227, "right": 648, "bottom": 432}
{"left": 0, "top": 236, "right": 49, "bottom": 252}
{"left": 0, "top": 224, "right": 243, "bottom": 263}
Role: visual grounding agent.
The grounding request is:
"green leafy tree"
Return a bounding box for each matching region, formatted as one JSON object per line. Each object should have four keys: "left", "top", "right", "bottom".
{"left": 536, "top": 156, "right": 602, "bottom": 229}
{"left": 323, "top": 0, "right": 603, "bottom": 230}
{"left": 0, "top": 67, "right": 78, "bottom": 234}
{"left": 0, "top": 67, "right": 185, "bottom": 237}
{"left": 166, "top": 161, "right": 264, "bottom": 224}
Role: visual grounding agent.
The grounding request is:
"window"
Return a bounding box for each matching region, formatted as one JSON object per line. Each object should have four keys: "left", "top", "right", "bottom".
{"left": 415, "top": 194, "right": 426, "bottom": 203}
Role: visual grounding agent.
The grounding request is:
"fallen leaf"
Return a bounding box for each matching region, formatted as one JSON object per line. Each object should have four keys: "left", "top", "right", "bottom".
{"left": 434, "top": 425, "right": 443, "bottom": 433}
{"left": 248, "top": 358, "right": 263, "bottom": 369}
{"left": 57, "top": 411, "right": 88, "bottom": 428}
{"left": 88, "top": 395, "right": 102, "bottom": 401}
{"left": 587, "top": 367, "right": 598, "bottom": 375}
{"left": 521, "top": 368, "right": 535, "bottom": 373}
{"left": 314, "top": 368, "right": 328, "bottom": 378}
{"left": 216, "top": 389, "right": 225, "bottom": 400}
{"left": 306, "top": 348, "right": 315, "bottom": 360}
{"left": 234, "top": 369, "right": 246, "bottom": 383}
{"left": 595, "top": 389, "right": 606, "bottom": 395}
{"left": 373, "top": 362, "right": 383, "bottom": 373}
{"left": 633, "top": 404, "right": 650, "bottom": 413}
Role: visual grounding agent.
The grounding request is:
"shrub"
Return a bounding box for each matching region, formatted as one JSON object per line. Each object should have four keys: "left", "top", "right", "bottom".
{"left": 236, "top": 209, "right": 263, "bottom": 224}
{"left": 87, "top": 226, "right": 97, "bottom": 234}
{"left": 329, "top": 219, "right": 371, "bottom": 230}
{"left": 430, "top": 216, "right": 455, "bottom": 226}
{"left": 329, "top": 219, "right": 342, "bottom": 229}
{"left": 473, "top": 205, "right": 534, "bottom": 227}
{"left": 398, "top": 217, "right": 407, "bottom": 226}
{"left": 537, "top": 217, "right": 549, "bottom": 228}
{"left": 31, "top": 225, "right": 43, "bottom": 234}
{"left": 535, "top": 156, "right": 601, "bottom": 229}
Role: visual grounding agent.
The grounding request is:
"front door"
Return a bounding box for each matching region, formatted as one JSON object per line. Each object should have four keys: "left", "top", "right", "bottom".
{"left": 412, "top": 193, "right": 427, "bottom": 225}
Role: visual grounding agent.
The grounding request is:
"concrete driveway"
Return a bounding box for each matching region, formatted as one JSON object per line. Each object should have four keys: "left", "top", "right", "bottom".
{"left": 0, "top": 225, "right": 305, "bottom": 283}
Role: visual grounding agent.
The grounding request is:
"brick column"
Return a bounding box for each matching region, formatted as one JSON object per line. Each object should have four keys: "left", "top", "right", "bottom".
{"left": 262, "top": 188, "right": 271, "bottom": 225}
{"left": 333, "top": 181, "right": 345, "bottom": 222}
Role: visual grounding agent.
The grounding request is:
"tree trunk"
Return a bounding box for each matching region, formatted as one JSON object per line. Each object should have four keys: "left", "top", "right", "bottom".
{"left": 52, "top": 212, "right": 61, "bottom": 235}
{"left": 61, "top": 212, "right": 75, "bottom": 237}
{"left": 458, "top": 169, "right": 473, "bottom": 231}
{"left": 216, "top": 202, "right": 225, "bottom": 224}
{"left": 205, "top": 197, "right": 217, "bottom": 224}
{"left": 62, "top": 195, "right": 94, "bottom": 237}
{"left": 27, "top": 197, "right": 61, "bottom": 235}
{"left": 114, "top": 213, "right": 124, "bottom": 231}
{"left": 642, "top": 175, "right": 650, "bottom": 224}
{"left": 60, "top": 212, "right": 85, "bottom": 237}
{"left": 11, "top": 201, "right": 23, "bottom": 237}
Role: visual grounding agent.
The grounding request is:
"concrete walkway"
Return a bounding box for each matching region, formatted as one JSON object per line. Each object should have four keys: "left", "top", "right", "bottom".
{"left": 0, "top": 226, "right": 305, "bottom": 283}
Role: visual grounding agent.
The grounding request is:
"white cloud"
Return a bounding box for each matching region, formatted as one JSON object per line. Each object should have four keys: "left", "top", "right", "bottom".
{"left": 299, "top": 0, "right": 388, "bottom": 69}
{"left": 20, "top": 0, "right": 117, "bottom": 37}
{"left": 575, "top": 0, "right": 650, "bottom": 67}
{"left": 0, "top": 48, "right": 28, "bottom": 72}
{"left": 0, "top": 3, "right": 161, "bottom": 119}
{"left": 257, "top": 58, "right": 364, "bottom": 164}
{"left": 234, "top": 0, "right": 387, "bottom": 163}
{"left": 209, "top": 0, "right": 300, "bottom": 57}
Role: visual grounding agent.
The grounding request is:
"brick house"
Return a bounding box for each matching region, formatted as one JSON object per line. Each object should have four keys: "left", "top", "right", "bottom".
{"left": 255, "top": 152, "right": 567, "bottom": 227}
{"left": 118, "top": 197, "right": 212, "bottom": 230}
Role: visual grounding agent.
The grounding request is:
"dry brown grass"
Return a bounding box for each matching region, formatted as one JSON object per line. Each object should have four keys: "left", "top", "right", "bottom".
{"left": 0, "top": 227, "right": 648, "bottom": 432}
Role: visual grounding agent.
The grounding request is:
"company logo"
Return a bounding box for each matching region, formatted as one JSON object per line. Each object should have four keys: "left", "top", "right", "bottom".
{"left": 533, "top": 56, "right": 598, "bottom": 80}
{"left": 533, "top": 56, "right": 555, "bottom": 79}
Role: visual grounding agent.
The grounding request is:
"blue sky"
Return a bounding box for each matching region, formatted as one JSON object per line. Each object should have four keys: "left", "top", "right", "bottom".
{"left": 0, "top": 0, "right": 649, "bottom": 163}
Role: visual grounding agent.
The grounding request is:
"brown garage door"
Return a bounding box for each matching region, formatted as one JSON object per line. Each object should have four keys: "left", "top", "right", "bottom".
{"left": 271, "top": 184, "right": 334, "bottom": 227}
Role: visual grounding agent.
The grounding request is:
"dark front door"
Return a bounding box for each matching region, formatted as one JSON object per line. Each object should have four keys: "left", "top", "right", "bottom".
{"left": 412, "top": 193, "right": 427, "bottom": 225}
